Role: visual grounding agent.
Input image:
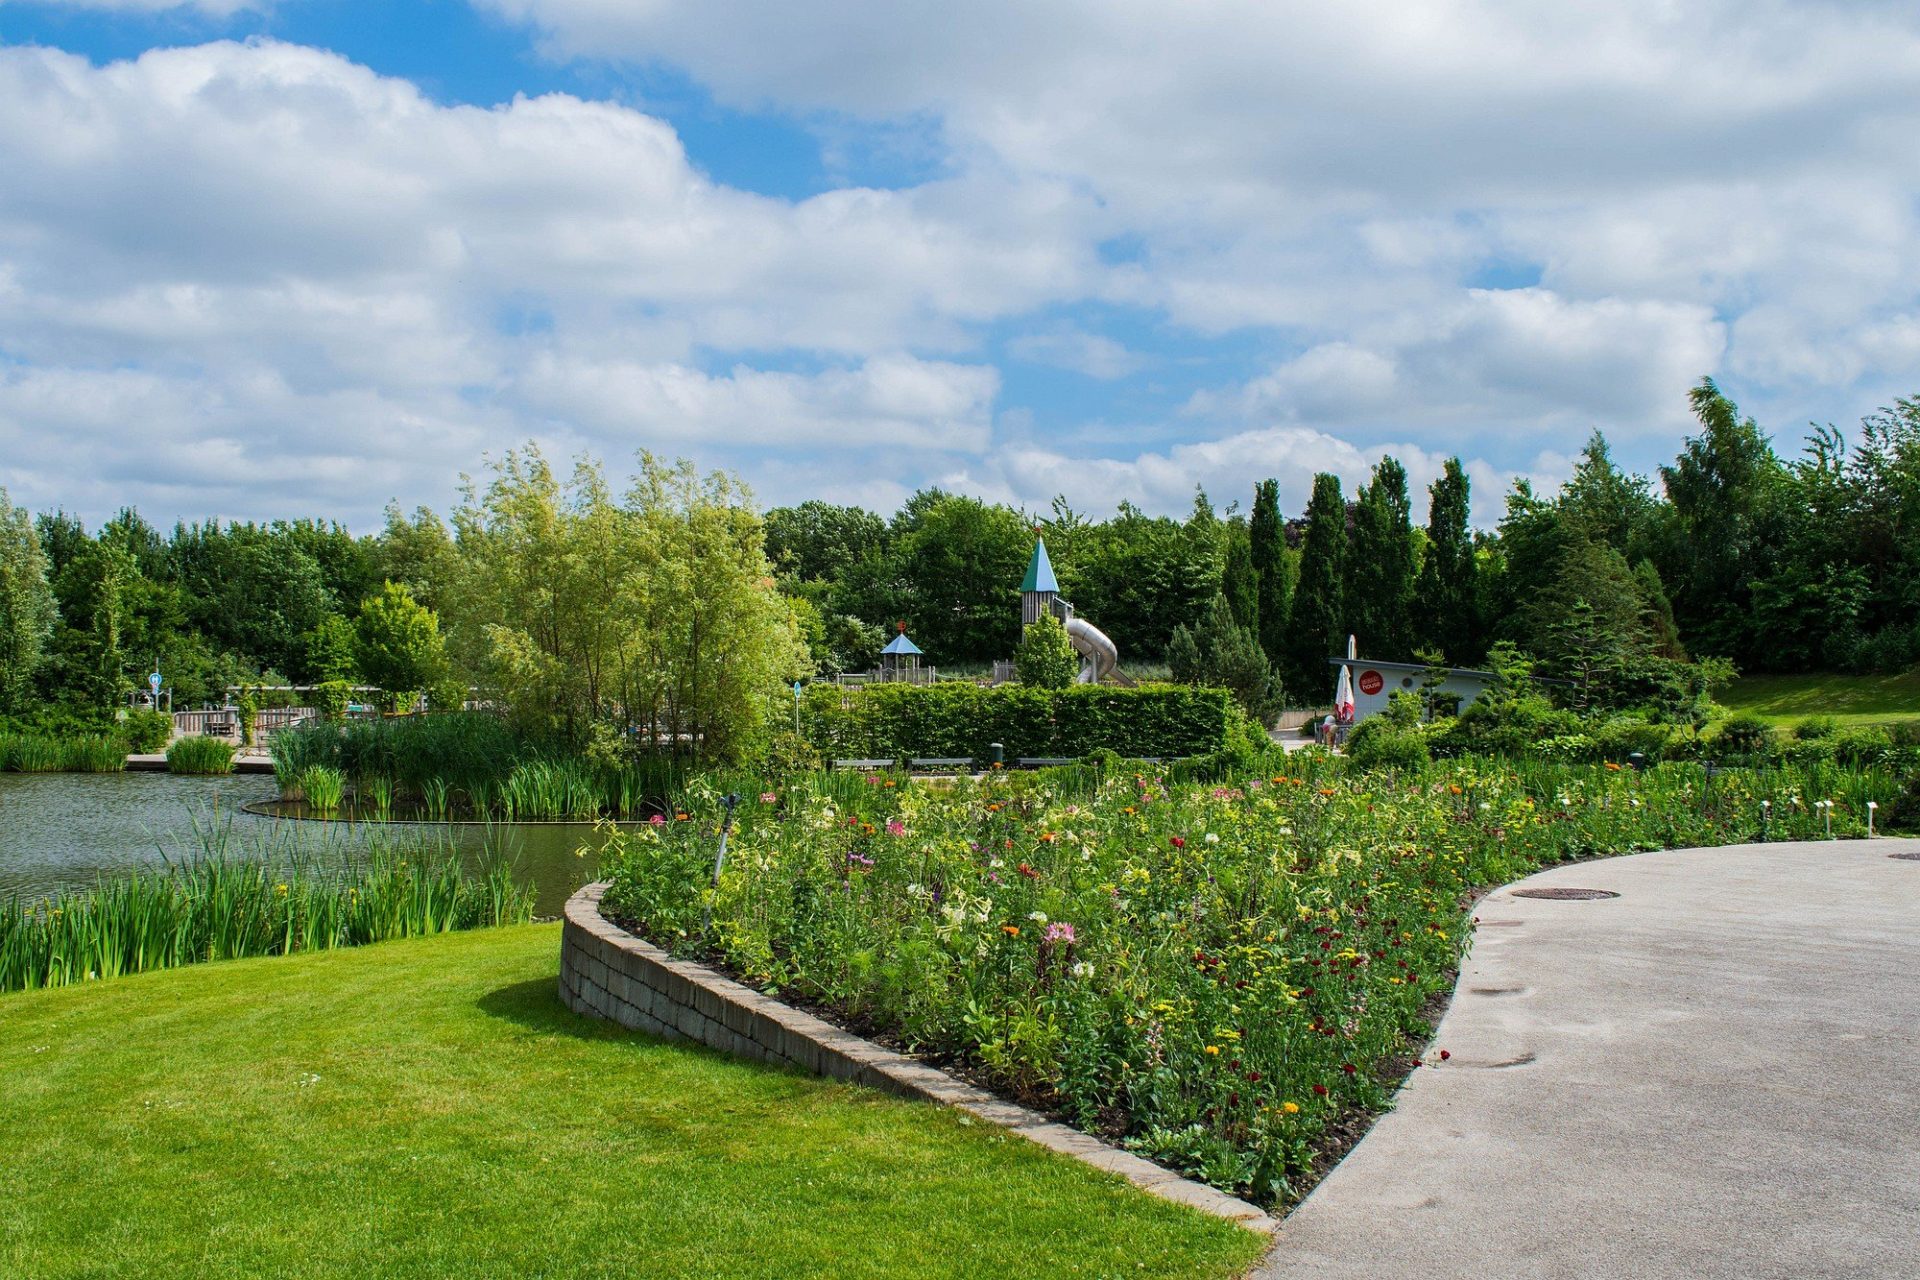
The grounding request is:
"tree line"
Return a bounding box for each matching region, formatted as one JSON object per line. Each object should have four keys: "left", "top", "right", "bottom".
{"left": 1, "top": 378, "right": 1914, "bottom": 738}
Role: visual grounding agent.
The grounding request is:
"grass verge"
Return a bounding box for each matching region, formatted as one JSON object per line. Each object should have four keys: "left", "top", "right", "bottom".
{"left": 1720, "top": 668, "right": 1920, "bottom": 727}
{"left": 0, "top": 925, "right": 1267, "bottom": 1280}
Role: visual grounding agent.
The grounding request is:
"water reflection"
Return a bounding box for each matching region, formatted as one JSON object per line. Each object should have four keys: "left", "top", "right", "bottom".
{"left": 0, "top": 772, "right": 613, "bottom": 916}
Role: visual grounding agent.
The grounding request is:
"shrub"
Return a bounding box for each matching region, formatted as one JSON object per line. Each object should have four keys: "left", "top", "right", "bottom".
{"left": 312, "top": 680, "right": 354, "bottom": 721}
{"left": 1831, "top": 725, "right": 1894, "bottom": 766}
{"left": 1344, "top": 718, "right": 1429, "bottom": 770}
{"left": 166, "top": 735, "right": 236, "bottom": 775}
{"left": 801, "top": 683, "right": 1241, "bottom": 761}
{"left": 1014, "top": 614, "right": 1079, "bottom": 689}
{"left": 1795, "top": 715, "right": 1841, "bottom": 741}
{"left": 121, "top": 709, "right": 174, "bottom": 753}
{"left": 1713, "top": 714, "right": 1776, "bottom": 757}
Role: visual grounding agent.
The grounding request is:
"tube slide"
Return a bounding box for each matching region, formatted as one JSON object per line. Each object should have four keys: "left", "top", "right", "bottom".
{"left": 1064, "top": 616, "right": 1118, "bottom": 684}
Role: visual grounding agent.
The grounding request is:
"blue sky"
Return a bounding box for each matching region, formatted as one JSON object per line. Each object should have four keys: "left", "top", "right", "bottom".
{"left": 2, "top": 0, "right": 1918, "bottom": 530}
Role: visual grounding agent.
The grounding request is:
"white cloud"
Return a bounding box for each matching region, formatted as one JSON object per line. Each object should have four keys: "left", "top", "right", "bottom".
{"left": 2, "top": 0, "right": 262, "bottom": 12}
{"left": 1006, "top": 328, "right": 1143, "bottom": 380}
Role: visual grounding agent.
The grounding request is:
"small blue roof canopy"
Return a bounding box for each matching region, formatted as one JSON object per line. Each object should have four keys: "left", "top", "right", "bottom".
{"left": 1020, "top": 539, "right": 1060, "bottom": 594}
{"left": 882, "top": 632, "right": 923, "bottom": 656}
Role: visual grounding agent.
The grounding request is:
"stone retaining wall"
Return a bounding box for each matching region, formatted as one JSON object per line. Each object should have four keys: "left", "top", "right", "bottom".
{"left": 559, "top": 881, "right": 1276, "bottom": 1232}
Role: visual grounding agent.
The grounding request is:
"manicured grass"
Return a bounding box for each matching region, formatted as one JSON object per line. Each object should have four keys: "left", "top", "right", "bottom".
{"left": 1720, "top": 668, "right": 1920, "bottom": 726}
{"left": 0, "top": 925, "right": 1266, "bottom": 1280}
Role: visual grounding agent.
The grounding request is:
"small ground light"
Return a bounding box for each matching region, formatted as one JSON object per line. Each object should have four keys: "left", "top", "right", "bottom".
{"left": 1867, "top": 800, "right": 1877, "bottom": 839}
{"left": 1761, "top": 799, "right": 1771, "bottom": 841}
{"left": 1821, "top": 799, "right": 1834, "bottom": 839}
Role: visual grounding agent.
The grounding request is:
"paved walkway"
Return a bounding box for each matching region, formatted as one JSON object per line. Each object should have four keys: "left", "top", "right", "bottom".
{"left": 1258, "top": 837, "right": 1920, "bottom": 1279}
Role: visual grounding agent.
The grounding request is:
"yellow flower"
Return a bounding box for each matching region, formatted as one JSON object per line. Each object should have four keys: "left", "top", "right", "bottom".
{"left": 1282, "top": 1101, "right": 1300, "bottom": 1114}
{"left": 1204, "top": 1045, "right": 1220, "bottom": 1056}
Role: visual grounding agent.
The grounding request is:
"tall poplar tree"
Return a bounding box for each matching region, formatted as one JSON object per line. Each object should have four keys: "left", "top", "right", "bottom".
{"left": 1412, "top": 458, "right": 1479, "bottom": 663}
{"left": 1284, "top": 473, "right": 1346, "bottom": 701}
{"left": 1346, "top": 458, "right": 1417, "bottom": 659}
{"left": 0, "top": 489, "right": 57, "bottom": 713}
{"left": 1249, "top": 478, "right": 1289, "bottom": 665}
{"left": 1221, "top": 515, "right": 1257, "bottom": 632}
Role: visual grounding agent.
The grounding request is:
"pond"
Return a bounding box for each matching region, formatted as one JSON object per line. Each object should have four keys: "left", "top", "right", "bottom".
{"left": 0, "top": 772, "right": 615, "bottom": 917}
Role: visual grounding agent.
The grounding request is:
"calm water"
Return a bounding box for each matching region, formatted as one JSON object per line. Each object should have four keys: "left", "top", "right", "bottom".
{"left": 0, "top": 772, "right": 613, "bottom": 916}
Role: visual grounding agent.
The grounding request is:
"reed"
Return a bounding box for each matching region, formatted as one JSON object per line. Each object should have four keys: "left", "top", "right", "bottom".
{"left": 296, "top": 766, "right": 346, "bottom": 814}
{"left": 0, "top": 817, "right": 534, "bottom": 993}
{"left": 3, "top": 734, "right": 75, "bottom": 773}
{"left": 165, "top": 735, "right": 236, "bottom": 775}
{"left": 62, "top": 735, "right": 129, "bottom": 773}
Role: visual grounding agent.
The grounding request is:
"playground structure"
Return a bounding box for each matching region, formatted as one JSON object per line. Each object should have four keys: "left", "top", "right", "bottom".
{"left": 1018, "top": 539, "right": 1125, "bottom": 685}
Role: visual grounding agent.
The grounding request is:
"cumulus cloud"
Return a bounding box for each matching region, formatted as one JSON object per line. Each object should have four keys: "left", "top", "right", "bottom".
{"left": 1006, "top": 328, "right": 1144, "bottom": 380}
{"left": 0, "top": 40, "right": 1093, "bottom": 521}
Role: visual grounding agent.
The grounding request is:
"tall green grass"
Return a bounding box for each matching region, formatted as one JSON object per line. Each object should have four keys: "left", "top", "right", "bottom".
{"left": 0, "top": 733, "right": 128, "bottom": 773}
{"left": 166, "top": 735, "right": 235, "bottom": 775}
{"left": 0, "top": 819, "right": 534, "bottom": 993}
{"left": 270, "top": 713, "right": 689, "bottom": 820}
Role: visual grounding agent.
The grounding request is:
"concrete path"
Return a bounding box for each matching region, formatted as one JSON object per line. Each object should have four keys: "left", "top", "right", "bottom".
{"left": 1258, "top": 837, "right": 1920, "bottom": 1280}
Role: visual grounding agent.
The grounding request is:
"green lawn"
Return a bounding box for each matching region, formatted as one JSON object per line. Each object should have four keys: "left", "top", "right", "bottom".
{"left": 1720, "top": 667, "right": 1920, "bottom": 727}
{"left": 0, "top": 925, "right": 1265, "bottom": 1280}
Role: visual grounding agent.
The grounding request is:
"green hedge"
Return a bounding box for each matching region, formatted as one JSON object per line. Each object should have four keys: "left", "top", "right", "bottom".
{"left": 801, "top": 683, "right": 1242, "bottom": 761}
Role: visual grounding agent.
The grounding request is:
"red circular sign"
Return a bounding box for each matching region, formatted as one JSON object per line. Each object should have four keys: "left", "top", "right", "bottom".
{"left": 1357, "top": 670, "right": 1384, "bottom": 696}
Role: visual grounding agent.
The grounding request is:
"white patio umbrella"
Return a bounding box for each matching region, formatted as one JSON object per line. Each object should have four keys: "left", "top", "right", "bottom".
{"left": 1335, "top": 664, "right": 1356, "bottom": 722}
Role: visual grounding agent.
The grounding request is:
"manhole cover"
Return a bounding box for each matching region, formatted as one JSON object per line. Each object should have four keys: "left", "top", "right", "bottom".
{"left": 1512, "top": 887, "right": 1620, "bottom": 901}
{"left": 1891, "top": 852, "right": 1920, "bottom": 862}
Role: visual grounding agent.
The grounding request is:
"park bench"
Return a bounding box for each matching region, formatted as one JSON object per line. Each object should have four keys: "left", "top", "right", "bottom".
{"left": 908, "top": 757, "right": 974, "bottom": 771}
{"left": 829, "top": 758, "right": 898, "bottom": 771}
{"left": 1015, "top": 757, "right": 1078, "bottom": 768}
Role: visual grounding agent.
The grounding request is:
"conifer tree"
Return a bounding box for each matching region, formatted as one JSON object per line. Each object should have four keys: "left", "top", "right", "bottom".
{"left": 1346, "top": 458, "right": 1417, "bottom": 659}
{"left": 1412, "top": 458, "right": 1478, "bottom": 663}
{"left": 1221, "top": 516, "right": 1257, "bottom": 633}
{"left": 1284, "top": 473, "right": 1346, "bottom": 700}
{"left": 1249, "top": 478, "right": 1289, "bottom": 665}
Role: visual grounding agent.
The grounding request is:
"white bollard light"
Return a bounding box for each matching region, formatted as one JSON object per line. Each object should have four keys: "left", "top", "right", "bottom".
{"left": 1867, "top": 800, "right": 1877, "bottom": 839}
{"left": 1822, "top": 799, "right": 1833, "bottom": 840}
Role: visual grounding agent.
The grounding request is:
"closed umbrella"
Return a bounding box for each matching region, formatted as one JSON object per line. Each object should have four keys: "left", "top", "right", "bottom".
{"left": 1335, "top": 664, "right": 1355, "bottom": 722}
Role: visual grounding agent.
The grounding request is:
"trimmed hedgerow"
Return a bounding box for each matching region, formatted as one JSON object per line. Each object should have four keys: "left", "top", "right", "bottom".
{"left": 801, "top": 683, "right": 1243, "bottom": 761}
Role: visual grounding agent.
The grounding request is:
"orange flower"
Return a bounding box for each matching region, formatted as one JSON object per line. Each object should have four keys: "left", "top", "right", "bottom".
{"left": 1001, "top": 925, "right": 1021, "bottom": 937}
{"left": 1448, "top": 785, "right": 1462, "bottom": 795}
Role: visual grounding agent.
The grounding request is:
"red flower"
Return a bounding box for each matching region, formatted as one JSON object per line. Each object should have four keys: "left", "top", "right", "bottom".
{"left": 1017, "top": 862, "right": 1040, "bottom": 880}
{"left": 1311, "top": 1083, "right": 1328, "bottom": 1097}
{"left": 1341, "top": 1062, "right": 1356, "bottom": 1075}
{"left": 1438, "top": 1049, "right": 1451, "bottom": 1062}
{"left": 1170, "top": 836, "right": 1185, "bottom": 849}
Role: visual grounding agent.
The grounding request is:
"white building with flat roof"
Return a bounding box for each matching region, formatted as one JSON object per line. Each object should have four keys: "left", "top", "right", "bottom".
{"left": 1326, "top": 657, "right": 1495, "bottom": 722}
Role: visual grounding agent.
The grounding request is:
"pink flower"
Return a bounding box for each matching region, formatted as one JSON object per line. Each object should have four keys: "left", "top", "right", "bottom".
{"left": 885, "top": 820, "right": 906, "bottom": 837}
{"left": 1043, "top": 922, "right": 1077, "bottom": 946}
{"left": 648, "top": 814, "right": 666, "bottom": 826}
{"left": 759, "top": 792, "right": 777, "bottom": 804}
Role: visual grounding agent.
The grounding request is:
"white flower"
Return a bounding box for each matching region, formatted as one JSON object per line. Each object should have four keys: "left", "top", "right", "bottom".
{"left": 1070, "top": 961, "right": 1093, "bottom": 979}
{"left": 1028, "top": 911, "right": 1048, "bottom": 924}
{"left": 1204, "top": 832, "right": 1220, "bottom": 845}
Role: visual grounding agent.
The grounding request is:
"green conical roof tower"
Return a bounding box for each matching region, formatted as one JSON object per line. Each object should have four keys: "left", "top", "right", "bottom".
{"left": 1019, "top": 538, "right": 1059, "bottom": 594}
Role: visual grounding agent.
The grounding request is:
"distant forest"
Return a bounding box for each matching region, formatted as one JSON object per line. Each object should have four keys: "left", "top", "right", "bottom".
{"left": 1, "top": 378, "right": 1915, "bottom": 727}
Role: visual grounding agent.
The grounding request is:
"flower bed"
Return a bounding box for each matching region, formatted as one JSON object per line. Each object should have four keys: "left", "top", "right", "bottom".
{"left": 600, "top": 756, "right": 1905, "bottom": 1204}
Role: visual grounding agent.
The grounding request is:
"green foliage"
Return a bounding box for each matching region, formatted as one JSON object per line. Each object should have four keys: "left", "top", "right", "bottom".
{"left": 1284, "top": 473, "right": 1346, "bottom": 699}
{"left": 120, "top": 708, "right": 173, "bottom": 753}
{"left": 352, "top": 580, "right": 445, "bottom": 704}
{"left": 1346, "top": 458, "right": 1417, "bottom": 661}
{"left": 1167, "top": 596, "right": 1282, "bottom": 723}
{"left": 1713, "top": 714, "right": 1777, "bottom": 756}
{"left": 0, "top": 489, "right": 57, "bottom": 713}
{"left": 292, "top": 765, "right": 347, "bottom": 813}
{"left": 801, "top": 683, "right": 1242, "bottom": 761}
{"left": 1015, "top": 613, "right": 1080, "bottom": 689}
{"left": 166, "top": 735, "right": 236, "bottom": 775}
{"left": 1249, "top": 478, "right": 1290, "bottom": 667}
{"left": 1412, "top": 458, "right": 1480, "bottom": 664}
{"left": 1220, "top": 517, "right": 1257, "bottom": 633}
{"left": 312, "top": 679, "right": 354, "bottom": 720}
{"left": 1343, "top": 715, "right": 1429, "bottom": 770}
{"left": 447, "top": 448, "right": 809, "bottom": 761}
{"left": 298, "top": 613, "right": 359, "bottom": 684}
{"left": 1796, "top": 715, "right": 1841, "bottom": 741}
{"left": 0, "top": 825, "right": 532, "bottom": 993}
